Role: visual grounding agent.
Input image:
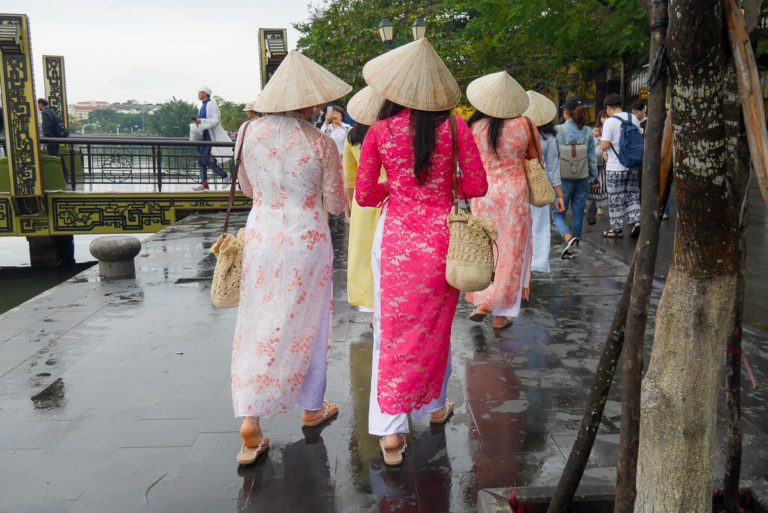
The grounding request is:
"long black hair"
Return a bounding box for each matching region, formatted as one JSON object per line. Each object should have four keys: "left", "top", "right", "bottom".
{"left": 377, "top": 100, "right": 450, "bottom": 185}
{"left": 468, "top": 109, "right": 504, "bottom": 157}
{"left": 347, "top": 123, "right": 369, "bottom": 146}
{"left": 538, "top": 122, "right": 556, "bottom": 138}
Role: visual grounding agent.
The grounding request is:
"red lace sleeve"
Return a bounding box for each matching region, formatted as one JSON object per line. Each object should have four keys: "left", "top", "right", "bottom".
{"left": 355, "top": 126, "right": 388, "bottom": 207}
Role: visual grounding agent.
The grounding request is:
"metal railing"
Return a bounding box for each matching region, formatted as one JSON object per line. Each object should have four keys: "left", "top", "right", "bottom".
{"left": 1, "top": 136, "right": 236, "bottom": 192}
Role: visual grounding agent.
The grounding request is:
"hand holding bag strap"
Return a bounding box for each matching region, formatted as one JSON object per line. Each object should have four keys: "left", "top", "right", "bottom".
{"left": 222, "top": 120, "right": 253, "bottom": 234}
{"left": 449, "top": 115, "right": 461, "bottom": 214}
{"left": 523, "top": 116, "right": 543, "bottom": 164}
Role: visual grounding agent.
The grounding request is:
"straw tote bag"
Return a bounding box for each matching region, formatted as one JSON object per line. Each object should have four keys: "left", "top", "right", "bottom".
{"left": 523, "top": 117, "right": 555, "bottom": 207}
{"left": 445, "top": 117, "right": 498, "bottom": 292}
{"left": 210, "top": 121, "right": 252, "bottom": 308}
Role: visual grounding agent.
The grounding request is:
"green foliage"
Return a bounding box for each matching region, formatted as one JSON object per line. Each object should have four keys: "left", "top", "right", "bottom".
{"left": 295, "top": 0, "right": 649, "bottom": 97}
{"left": 147, "top": 98, "right": 198, "bottom": 138}
{"left": 296, "top": 0, "right": 469, "bottom": 93}
{"left": 87, "top": 109, "right": 146, "bottom": 134}
{"left": 463, "top": 0, "right": 648, "bottom": 89}
{"left": 214, "top": 96, "right": 247, "bottom": 131}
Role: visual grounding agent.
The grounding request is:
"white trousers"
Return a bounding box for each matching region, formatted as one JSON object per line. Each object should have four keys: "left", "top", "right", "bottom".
{"left": 367, "top": 210, "right": 451, "bottom": 436}
{"left": 530, "top": 204, "right": 552, "bottom": 273}
{"left": 491, "top": 231, "right": 530, "bottom": 318}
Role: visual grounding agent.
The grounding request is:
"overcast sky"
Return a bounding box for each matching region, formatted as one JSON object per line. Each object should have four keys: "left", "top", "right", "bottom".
{"left": 9, "top": 0, "right": 318, "bottom": 104}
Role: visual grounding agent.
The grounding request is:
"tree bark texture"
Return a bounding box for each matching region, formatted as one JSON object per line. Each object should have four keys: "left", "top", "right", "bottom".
{"left": 613, "top": 0, "right": 667, "bottom": 510}
{"left": 723, "top": 220, "right": 745, "bottom": 513}
{"left": 545, "top": 256, "right": 637, "bottom": 513}
{"left": 635, "top": 1, "right": 750, "bottom": 511}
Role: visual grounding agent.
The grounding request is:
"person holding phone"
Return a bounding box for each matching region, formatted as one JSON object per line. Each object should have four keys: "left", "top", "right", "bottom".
{"left": 320, "top": 103, "right": 352, "bottom": 156}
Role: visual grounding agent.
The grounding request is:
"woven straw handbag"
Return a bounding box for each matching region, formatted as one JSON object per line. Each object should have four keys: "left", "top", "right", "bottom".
{"left": 210, "top": 121, "right": 252, "bottom": 308}
{"left": 445, "top": 117, "right": 498, "bottom": 292}
{"left": 523, "top": 117, "right": 555, "bottom": 207}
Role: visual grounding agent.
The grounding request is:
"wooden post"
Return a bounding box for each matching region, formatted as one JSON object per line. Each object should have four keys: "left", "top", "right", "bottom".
{"left": 545, "top": 256, "right": 636, "bottom": 513}
{"left": 613, "top": 0, "right": 668, "bottom": 508}
{"left": 723, "top": 0, "right": 768, "bottom": 207}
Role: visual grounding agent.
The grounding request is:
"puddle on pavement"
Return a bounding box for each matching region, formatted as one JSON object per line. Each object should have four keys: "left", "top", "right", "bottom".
{"left": 31, "top": 377, "right": 67, "bottom": 410}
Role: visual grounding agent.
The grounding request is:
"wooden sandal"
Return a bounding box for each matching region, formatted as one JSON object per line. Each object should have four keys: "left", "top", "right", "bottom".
{"left": 469, "top": 307, "right": 490, "bottom": 322}
{"left": 429, "top": 401, "right": 455, "bottom": 425}
{"left": 380, "top": 435, "right": 408, "bottom": 466}
{"left": 302, "top": 400, "right": 339, "bottom": 427}
{"left": 492, "top": 316, "right": 514, "bottom": 330}
{"left": 602, "top": 229, "right": 624, "bottom": 238}
{"left": 236, "top": 437, "right": 269, "bottom": 465}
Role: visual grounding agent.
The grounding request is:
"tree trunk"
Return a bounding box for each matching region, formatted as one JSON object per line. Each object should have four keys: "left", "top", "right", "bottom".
{"left": 635, "top": 1, "right": 750, "bottom": 511}
{"left": 723, "top": 220, "right": 745, "bottom": 513}
{"left": 545, "top": 257, "right": 636, "bottom": 513}
{"left": 613, "top": 0, "right": 667, "bottom": 509}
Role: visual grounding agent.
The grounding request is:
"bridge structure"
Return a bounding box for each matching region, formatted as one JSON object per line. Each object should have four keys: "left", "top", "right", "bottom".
{"left": 0, "top": 13, "right": 288, "bottom": 262}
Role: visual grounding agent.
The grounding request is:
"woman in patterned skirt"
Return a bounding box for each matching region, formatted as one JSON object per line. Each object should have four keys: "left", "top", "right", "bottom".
{"left": 231, "top": 51, "right": 350, "bottom": 466}
{"left": 356, "top": 39, "right": 487, "bottom": 466}
{"left": 464, "top": 71, "right": 538, "bottom": 330}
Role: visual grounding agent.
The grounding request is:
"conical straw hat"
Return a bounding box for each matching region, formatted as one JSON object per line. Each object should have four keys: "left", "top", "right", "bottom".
{"left": 347, "top": 86, "right": 386, "bottom": 125}
{"left": 254, "top": 50, "right": 352, "bottom": 113}
{"left": 523, "top": 91, "right": 558, "bottom": 127}
{"left": 362, "top": 38, "right": 460, "bottom": 112}
{"left": 466, "top": 71, "right": 529, "bottom": 119}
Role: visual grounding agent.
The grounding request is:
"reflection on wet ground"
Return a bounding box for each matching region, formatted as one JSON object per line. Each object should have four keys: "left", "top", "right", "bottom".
{"left": 0, "top": 187, "right": 766, "bottom": 512}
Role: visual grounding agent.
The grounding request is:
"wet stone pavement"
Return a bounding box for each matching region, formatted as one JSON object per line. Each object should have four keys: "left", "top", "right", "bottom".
{"left": 1, "top": 184, "right": 767, "bottom": 513}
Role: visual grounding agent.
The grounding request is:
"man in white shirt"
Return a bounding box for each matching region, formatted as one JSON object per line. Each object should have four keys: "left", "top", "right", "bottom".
{"left": 320, "top": 104, "right": 351, "bottom": 156}
{"left": 600, "top": 93, "right": 642, "bottom": 238}
{"left": 193, "top": 86, "right": 232, "bottom": 191}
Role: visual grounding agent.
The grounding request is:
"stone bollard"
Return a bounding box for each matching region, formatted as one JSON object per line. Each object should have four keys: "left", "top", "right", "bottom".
{"left": 89, "top": 236, "right": 142, "bottom": 280}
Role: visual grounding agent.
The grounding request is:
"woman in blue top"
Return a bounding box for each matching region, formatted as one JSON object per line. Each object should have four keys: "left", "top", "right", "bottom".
{"left": 524, "top": 91, "right": 565, "bottom": 272}
{"left": 554, "top": 97, "right": 597, "bottom": 258}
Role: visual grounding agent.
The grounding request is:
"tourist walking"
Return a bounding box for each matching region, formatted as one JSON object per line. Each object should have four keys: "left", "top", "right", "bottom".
{"left": 230, "top": 51, "right": 351, "bottom": 466}
{"left": 344, "top": 87, "right": 386, "bottom": 311}
{"left": 631, "top": 100, "right": 647, "bottom": 134}
{"left": 37, "top": 98, "right": 65, "bottom": 156}
{"left": 464, "top": 71, "right": 535, "bottom": 329}
{"left": 600, "top": 93, "right": 643, "bottom": 238}
{"left": 553, "top": 97, "right": 597, "bottom": 257}
{"left": 242, "top": 102, "right": 258, "bottom": 120}
{"left": 588, "top": 110, "right": 609, "bottom": 225}
{"left": 356, "top": 39, "right": 487, "bottom": 466}
{"left": 193, "top": 86, "right": 231, "bottom": 191}
{"left": 523, "top": 91, "right": 565, "bottom": 273}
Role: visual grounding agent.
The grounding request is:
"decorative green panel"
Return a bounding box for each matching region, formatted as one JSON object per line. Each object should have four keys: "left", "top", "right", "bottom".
{"left": 43, "top": 55, "right": 68, "bottom": 129}
{"left": 0, "top": 13, "right": 44, "bottom": 214}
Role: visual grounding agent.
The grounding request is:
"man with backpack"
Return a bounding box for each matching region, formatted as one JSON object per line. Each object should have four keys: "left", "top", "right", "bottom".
{"left": 600, "top": 93, "right": 644, "bottom": 238}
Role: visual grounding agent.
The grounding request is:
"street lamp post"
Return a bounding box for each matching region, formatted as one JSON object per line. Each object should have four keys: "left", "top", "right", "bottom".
{"left": 379, "top": 16, "right": 426, "bottom": 47}
{"left": 412, "top": 17, "right": 427, "bottom": 41}
{"left": 378, "top": 17, "right": 394, "bottom": 46}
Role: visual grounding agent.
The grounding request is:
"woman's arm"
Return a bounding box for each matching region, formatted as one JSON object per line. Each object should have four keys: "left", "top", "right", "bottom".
{"left": 355, "top": 128, "right": 388, "bottom": 207}
{"left": 455, "top": 116, "right": 487, "bottom": 199}
{"left": 543, "top": 135, "right": 561, "bottom": 188}
{"left": 234, "top": 121, "right": 253, "bottom": 198}
{"left": 319, "top": 134, "right": 346, "bottom": 216}
{"left": 343, "top": 139, "right": 357, "bottom": 205}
